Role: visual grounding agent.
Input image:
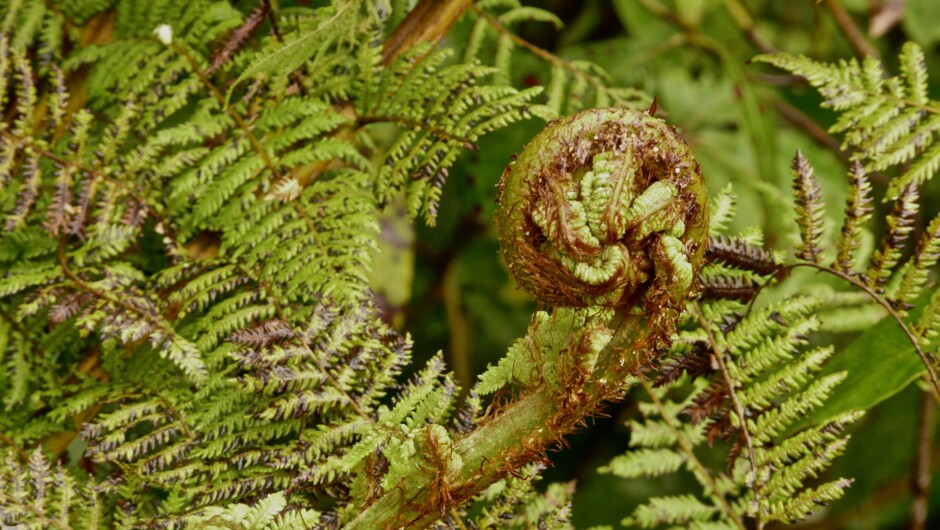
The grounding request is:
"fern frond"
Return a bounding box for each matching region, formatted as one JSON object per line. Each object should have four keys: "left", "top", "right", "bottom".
{"left": 894, "top": 211, "right": 940, "bottom": 308}
{"left": 361, "top": 44, "right": 540, "bottom": 222}
{"left": 626, "top": 494, "right": 722, "bottom": 528}
{"left": 755, "top": 43, "right": 940, "bottom": 200}
{"left": 834, "top": 162, "right": 874, "bottom": 272}
{"left": 466, "top": 1, "right": 649, "bottom": 117}
{"left": 0, "top": 447, "right": 97, "bottom": 528}
{"left": 866, "top": 181, "right": 919, "bottom": 290}
{"left": 607, "top": 290, "right": 859, "bottom": 528}
{"left": 790, "top": 151, "right": 826, "bottom": 263}
{"left": 709, "top": 184, "right": 737, "bottom": 237}
{"left": 185, "top": 491, "right": 320, "bottom": 529}
{"left": 914, "top": 288, "right": 940, "bottom": 347}
{"left": 470, "top": 462, "right": 573, "bottom": 530}
{"left": 706, "top": 235, "right": 778, "bottom": 276}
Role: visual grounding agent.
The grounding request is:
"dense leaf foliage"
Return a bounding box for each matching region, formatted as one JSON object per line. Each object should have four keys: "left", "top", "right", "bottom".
{"left": 2, "top": 1, "right": 940, "bottom": 529}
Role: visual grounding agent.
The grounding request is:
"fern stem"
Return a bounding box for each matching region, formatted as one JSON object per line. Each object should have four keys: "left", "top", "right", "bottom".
{"left": 640, "top": 378, "right": 748, "bottom": 530}
{"left": 721, "top": 0, "right": 777, "bottom": 54}
{"left": 691, "top": 301, "right": 764, "bottom": 528}
{"left": 822, "top": 0, "right": 879, "bottom": 60}
{"left": 788, "top": 262, "right": 940, "bottom": 403}
{"left": 910, "top": 390, "right": 934, "bottom": 530}
{"left": 760, "top": 88, "right": 844, "bottom": 157}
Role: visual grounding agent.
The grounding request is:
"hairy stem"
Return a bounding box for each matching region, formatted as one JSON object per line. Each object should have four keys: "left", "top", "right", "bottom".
{"left": 347, "top": 316, "right": 651, "bottom": 529}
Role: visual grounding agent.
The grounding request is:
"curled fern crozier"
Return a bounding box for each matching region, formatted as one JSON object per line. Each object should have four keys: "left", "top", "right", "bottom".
{"left": 496, "top": 107, "right": 709, "bottom": 312}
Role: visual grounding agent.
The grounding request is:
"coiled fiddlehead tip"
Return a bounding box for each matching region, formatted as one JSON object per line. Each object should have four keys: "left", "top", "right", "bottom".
{"left": 496, "top": 107, "right": 708, "bottom": 314}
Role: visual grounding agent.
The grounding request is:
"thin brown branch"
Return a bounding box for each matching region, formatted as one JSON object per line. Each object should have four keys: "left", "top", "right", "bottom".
{"left": 910, "top": 389, "right": 934, "bottom": 530}
{"left": 823, "top": 0, "right": 880, "bottom": 60}
{"left": 691, "top": 301, "right": 764, "bottom": 529}
{"left": 762, "top": 89, "right": 844, "bottom": 156}
{"left": 788, "top": 262, "right": 940, "bottom": 403}
{"left": 261, "top": 0, "right": 282, "bottom": 41}
{"left": 721, "top": 0, "right": 778, "bottom": 54}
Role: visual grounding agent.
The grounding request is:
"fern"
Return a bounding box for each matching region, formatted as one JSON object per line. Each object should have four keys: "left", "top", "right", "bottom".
{"left": 0, "top": 0, "right": 541, "bottom": 525}
{"left": 755, "top": 42, "right": 940, "bottom": 201}
{"left": 790, "top": 150, "right": 826, "bottom": 263}
{"left": 465, "top": 0, "right": 649, "bottom": 117}
{"left": 2, "top": 1, "right": 938, "bottom": 528}
{"left": 603, "top": 294, "right": 861, "bottom": 528}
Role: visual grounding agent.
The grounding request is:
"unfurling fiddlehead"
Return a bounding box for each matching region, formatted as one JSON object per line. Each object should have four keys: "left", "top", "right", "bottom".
{"left": 348, "top": 109, "right": 708, "bottom": 529}
{"left": 496, "top": 107, "right": 709, "bottom": 328}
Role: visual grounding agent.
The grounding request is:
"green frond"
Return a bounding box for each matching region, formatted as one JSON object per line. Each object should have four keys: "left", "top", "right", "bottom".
{"left": 755, "top": 43, "right": 940, "bottom": 201}
{"left": 914, "top": 288, "right": 940, "bottom": 347}
{"left": 363, "top": 44, "right": 540, "bottom": 222}
{"left": 186, "top": 491, "right": 319, "bottom": 530}
{"left": 745, "top": 372, "right": 846, "bottom": 441}
{"left": 708, "top": 184, "right": 737, "bottom": 237}
{"left": 599, "top": 448, "right": 686, "bottom": 478}
{"left": 764, "top": 478, "right": 853, "bottom": 523}
{"left": 471, "top": 463, "right": 574, "bottom": 530}
{"left": 625, "top": 494, "right": 720, "bottom": 528}
{"left": 465, "top": 1, "right": 649, "bottom": 116}
{"left": 606, "top": 289, "right": 859, "bottom": 528}
{"left": 475, "top": 308, "right": 613, "bottom": 395}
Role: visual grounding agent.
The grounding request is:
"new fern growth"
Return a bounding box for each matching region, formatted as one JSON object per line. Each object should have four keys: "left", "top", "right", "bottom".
{"left": 2, "top": 1, "right": 939, "bottom": 528}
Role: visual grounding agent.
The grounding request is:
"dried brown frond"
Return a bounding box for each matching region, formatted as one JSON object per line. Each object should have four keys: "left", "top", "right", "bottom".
{"left": 867, "top": 180, "right": 919, "bottom": 290}
{"left": 229, "top": 319, "right": 295, "bottom": 348}
{"left": 791, "top": 150, "right": 827, "bottom": 263}
{"left": 700, "top": 273, "right": 762, "bottom": 302}
{"left": 706, "top": 235, "right": 778, "bottom": 276}
{"left": 654, "top": 341, "right": 716, "bottom": 387}
{"left": 834, "top": 161, "right": 873, "bottom": 272}
{"left": 207, "top": 5, "right": 269, "bottom": 76}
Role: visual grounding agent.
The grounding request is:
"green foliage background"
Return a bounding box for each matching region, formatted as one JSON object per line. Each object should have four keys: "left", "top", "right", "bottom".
{"left": 2, "top": 0, "right": 940, "bottom": 528}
